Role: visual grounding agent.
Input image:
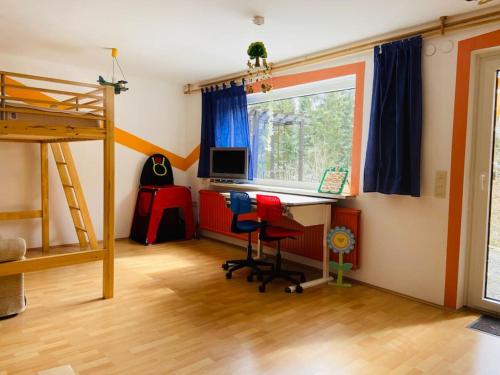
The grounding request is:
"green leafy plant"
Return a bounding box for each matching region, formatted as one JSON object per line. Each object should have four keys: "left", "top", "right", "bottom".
{"left": 247, "top": 42, "right": 268, "bottom": 59}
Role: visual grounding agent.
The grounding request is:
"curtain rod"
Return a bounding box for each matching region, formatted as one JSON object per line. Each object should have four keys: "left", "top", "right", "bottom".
{"left": 184, "top": 5, "right": 500, "bottom": 94}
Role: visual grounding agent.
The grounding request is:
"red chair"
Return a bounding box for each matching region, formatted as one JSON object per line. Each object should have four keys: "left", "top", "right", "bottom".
{"left": 130, "top": 185, "right": 194, "bottom": 245}
{"left": 130, "top": 154, "right": 195, "bottom": 245}
{"left": 256, "top": 194, "right": 306, "bottom": 293}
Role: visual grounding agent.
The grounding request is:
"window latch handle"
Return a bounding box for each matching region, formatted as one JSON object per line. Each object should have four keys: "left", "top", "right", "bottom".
{"left": 480, "top": 172, "right": 488, "bottom": 191}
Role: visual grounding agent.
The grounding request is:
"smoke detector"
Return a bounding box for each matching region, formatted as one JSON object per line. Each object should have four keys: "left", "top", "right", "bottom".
{"left": 253, "top": 16, "right": 265, "bottom": 26}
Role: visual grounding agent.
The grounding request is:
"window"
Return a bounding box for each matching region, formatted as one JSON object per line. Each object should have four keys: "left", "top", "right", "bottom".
{"left": 248, "top": 75, "right": 356, "bottom": 191}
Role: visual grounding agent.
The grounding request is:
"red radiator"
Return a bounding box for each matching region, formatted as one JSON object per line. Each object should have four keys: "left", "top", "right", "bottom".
{"left": 331, "top": 207, "right": 361, "bottom": 270}
{"left": 198, "top": 190, "right": 360, "bottom": 267}
{"left": 199, "top": 190, "right": 259, "bottom": 243}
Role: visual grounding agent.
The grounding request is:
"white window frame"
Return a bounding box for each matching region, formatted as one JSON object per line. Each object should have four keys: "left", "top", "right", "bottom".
{"left": 247, "top": 74, "right": 356, "bottom": 190}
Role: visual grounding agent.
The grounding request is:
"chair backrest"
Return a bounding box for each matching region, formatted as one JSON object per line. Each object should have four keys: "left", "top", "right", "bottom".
{"left": 230, "top": 191, "right": 252, "bottom": 215}
{"left": 256, "top": 194, "right": 283, "bottom": 222}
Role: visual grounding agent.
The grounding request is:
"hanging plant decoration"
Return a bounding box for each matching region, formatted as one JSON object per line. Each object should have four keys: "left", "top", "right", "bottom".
{"left": 247, "top": 42, "right": 268, "bottom": 66}
{"left": 246, "top": 41, "right": 272, "bottom": 94}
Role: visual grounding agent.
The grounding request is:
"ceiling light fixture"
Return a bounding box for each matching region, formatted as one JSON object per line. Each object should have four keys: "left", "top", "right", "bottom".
{"left": 252, "top": 15, "right": 265, "bottom": 26}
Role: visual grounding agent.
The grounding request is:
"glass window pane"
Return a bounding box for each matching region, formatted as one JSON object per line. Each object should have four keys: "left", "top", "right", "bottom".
{"left": 486, "top": 70, "right": 500, "bottom": 302}
{"left": 248, "top": 88, "right": 355, "bottom": 187}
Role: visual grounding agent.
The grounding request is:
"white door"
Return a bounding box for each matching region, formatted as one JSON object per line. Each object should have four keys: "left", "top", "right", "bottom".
{"left": 467, "top": 52, "right": 500, "bottom": 314}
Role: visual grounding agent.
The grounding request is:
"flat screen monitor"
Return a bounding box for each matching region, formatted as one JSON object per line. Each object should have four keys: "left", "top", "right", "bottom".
{"left": 210, "top": 147, "right": 248, "bottom": 180}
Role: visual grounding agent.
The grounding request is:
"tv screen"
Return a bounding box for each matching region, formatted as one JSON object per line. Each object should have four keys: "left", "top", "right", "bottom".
{"left": 210, "top": 147, "right": 248, "bottom": 180}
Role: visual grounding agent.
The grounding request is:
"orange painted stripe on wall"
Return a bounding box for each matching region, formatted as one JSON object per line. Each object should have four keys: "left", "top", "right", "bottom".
{"left": 184, "top": 144, "right": 201, "bottom": 170}
{"left": 115, "top": 128, "right": 200, "bottom": 171}
{"left": 351, "top": 64, "right": 365, "bottom": 196}
{"left": 116, "top": 128, "right": 182, "bottom": 170}
{"left": 5, "top": 77, "right": 60, "bottom": 107}
{"left": 251, "top": 62, "right": 365, "bottom": 93}
{"left": 4, "top": 76, "right": 201, "bottom": 171}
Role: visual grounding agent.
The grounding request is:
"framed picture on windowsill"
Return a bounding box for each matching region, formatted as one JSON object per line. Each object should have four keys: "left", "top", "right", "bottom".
{"left": 318, "top": 167, "right": 349, "bottom": 195}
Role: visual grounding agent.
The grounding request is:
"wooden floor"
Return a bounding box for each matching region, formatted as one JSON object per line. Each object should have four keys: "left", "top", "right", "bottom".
{"left": 0, "top": 239, "right": 498, "bottom": 375}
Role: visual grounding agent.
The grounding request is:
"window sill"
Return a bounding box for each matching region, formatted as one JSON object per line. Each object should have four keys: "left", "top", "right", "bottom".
{"left": 208, "top": 181, "right": 355, "bottom": 199}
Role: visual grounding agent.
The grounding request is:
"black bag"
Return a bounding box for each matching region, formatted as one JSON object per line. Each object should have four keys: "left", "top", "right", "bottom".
{"left": 140, "top": 154, "right": 174, "bottom": 186}
{"left": 155, "top": 208, "right": 186, "bottom": 242}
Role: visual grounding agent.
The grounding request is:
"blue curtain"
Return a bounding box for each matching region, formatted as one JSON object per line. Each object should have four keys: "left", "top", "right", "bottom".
{"left": 197, "top": 88, "right": 216, "bottom": 178}
{"left": 197, "top": 83, "right": 253, "bottom": 178}
{"left": 363, "top": 36, "right": 423, "bottom": 197}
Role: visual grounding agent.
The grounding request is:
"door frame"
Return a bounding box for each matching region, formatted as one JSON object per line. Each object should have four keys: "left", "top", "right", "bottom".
{"left": 464, "top": 49, "right": 500, "bottom": 314}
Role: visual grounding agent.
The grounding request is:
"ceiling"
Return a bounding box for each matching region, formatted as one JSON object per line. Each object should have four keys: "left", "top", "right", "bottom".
{"left": 0, "top": 0, "right": 497, "bottom": 84}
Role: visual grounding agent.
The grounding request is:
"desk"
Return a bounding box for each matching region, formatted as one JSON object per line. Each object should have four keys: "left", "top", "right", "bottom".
{"left": 219, "top": 191, "right": 337, "bottom": 292}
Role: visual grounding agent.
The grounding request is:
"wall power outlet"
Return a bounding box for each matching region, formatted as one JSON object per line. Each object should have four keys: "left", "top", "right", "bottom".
{"left": 435, "top": 170, "right": 448, "bottom": 198}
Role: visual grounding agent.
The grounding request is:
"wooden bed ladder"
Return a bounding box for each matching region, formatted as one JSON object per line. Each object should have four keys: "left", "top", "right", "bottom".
{"left": 50, "top": 143, "right": 98, "bottom": 249}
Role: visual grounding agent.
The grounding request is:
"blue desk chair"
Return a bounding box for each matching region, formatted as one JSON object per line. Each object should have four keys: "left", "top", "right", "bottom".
{"left": 222, "top": 192, "right": 273, "bottom": 280}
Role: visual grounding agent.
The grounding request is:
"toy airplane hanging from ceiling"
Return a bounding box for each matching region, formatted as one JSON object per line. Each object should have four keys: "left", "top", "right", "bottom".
{"left": 98, "top": 48, "right": 129, "bottom": 94}
{"left": 98, "top": 75, "right": 129, "bottom": 94}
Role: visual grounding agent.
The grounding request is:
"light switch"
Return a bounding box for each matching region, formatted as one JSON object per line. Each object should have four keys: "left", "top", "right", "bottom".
{"left": 435, "top": 170, "right": 448, "bottom": 198}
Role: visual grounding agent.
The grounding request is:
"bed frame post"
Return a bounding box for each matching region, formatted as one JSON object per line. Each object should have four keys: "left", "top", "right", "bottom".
{"left": 41, "top": 142, "right": 49, "bottom": 253}
{"left": 103, "top": 86, "right": 115, "bottom": 299}
{"left": 0, "top": 73, "right": 5, "bottom": 121}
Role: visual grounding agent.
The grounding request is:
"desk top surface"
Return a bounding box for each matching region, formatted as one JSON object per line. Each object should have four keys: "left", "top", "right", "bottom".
{"left": 219, "top": 191, "right": 336, "bottom": 207}
{"left": 211, "top": 181, "right": 349, "bottom": 200}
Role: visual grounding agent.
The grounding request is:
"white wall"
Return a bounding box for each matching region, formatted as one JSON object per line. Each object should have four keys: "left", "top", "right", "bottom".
{"left": 184, "top": 25, "right": 499, "bottom": 306}
{"left": 0, "top": 53, "right": 188, "bottom": 248}
{"left": 2, "top": 24, "right": 498, "bottom": 306}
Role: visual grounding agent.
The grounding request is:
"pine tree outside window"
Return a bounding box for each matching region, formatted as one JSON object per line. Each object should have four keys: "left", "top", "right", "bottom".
{"left": 248, "top": 75, "right": 356, "bottom": 192}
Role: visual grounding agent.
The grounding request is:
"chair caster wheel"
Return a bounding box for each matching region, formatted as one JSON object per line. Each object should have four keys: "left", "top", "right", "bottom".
{"left": 225, "top": 272, "right": 232, "bottom": 279}
{"left": 222, "top": 264, "right": 229, "bottom": 270}
{"left": 246, "top": 274, "right": 254, "bottom": 282}
{"left": 296, "top": 285, "right": 304, "bottom": 293}
{"left": 258, "top": 285, "right": 266, "bottom": 293}
{"left": 285, "top": 287, "right": 292, "bottom": 293}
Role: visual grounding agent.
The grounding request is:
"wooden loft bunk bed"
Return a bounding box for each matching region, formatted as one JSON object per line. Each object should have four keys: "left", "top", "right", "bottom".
{"left": 0, "top": 71, "right": 115, "bottom": 299}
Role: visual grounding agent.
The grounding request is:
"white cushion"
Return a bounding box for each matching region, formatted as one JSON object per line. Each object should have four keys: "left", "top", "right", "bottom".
{"left": 0, "top": 237, "right": 26, "bottom": 262}
{"left": 0, "top": 274, "right": 26, "bottom": 316}
{"left": 0, "top": 237, "right": 27, "bottom": 317}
